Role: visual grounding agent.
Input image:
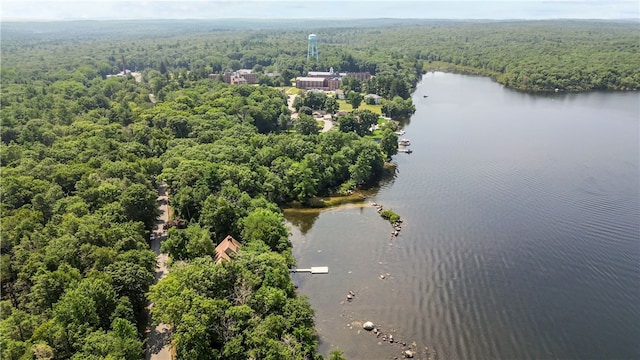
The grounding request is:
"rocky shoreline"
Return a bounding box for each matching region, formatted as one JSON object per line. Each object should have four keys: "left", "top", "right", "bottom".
{"left": 340, "top": 288, "right": 437, "bottom": 360}
{"left": 333, "top": 202, "right": 438, "bottom": 360}
{"left": 371, "top": 202, "right": 404, "bottom": 238}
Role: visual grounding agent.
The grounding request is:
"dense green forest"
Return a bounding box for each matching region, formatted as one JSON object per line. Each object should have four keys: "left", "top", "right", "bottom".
{"left": 2, "top": 19, "right": 638, "bottom": 92}
{"left": 0, "top": 73, "right": 385, "bottom": 359}
{"left": 1, "top": 19, "right": 638, "bottom": 360}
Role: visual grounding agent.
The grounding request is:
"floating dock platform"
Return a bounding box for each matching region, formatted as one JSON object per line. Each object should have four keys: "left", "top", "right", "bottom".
{"left": 290, "top": 266, "right": 329, "bottom": 274}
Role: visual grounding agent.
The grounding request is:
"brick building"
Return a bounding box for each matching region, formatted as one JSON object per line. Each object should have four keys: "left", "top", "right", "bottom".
{"left": 295, "top": 77, "right": 328, "bottom": 90}
{"left": 213, "top": 69, "right": 259, "bottom": 84}
{"left": 295, "top": 70, "right": 372, "bottom": 90}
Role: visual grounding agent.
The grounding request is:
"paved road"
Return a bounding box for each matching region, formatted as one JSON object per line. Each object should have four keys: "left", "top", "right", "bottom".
{"left": 321, "top": 117, "right": 334, "bottom": 132}
{"left": 146, "top": 183, "right": 172, "bottom": 360}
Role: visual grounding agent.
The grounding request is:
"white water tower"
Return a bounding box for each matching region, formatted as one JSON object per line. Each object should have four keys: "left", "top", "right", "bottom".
{"left": 307, "top": 34, "right": 319, "bottom": 61}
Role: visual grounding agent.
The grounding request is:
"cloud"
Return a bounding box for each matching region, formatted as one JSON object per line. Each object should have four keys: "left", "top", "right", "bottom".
{"left": 1, "top": 0, "right": 638, "bottom": 21}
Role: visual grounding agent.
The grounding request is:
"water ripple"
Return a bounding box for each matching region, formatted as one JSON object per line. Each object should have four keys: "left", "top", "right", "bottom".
{"left": 288, "top": 73, "right": 640, "bottom": 360}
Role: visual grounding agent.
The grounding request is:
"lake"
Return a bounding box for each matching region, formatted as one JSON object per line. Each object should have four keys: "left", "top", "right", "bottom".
{"left": 286, "top": 72, "right": 640, "bottom": 360}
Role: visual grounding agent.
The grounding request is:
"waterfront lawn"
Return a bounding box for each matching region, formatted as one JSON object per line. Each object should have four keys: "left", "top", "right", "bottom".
{"left": 337, "top": 99, "right": 382, "bottom": 114}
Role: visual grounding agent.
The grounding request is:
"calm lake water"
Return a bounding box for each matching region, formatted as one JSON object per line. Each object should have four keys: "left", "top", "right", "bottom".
{"left": 286, "top": 72, "right": 640, "bottom": 360}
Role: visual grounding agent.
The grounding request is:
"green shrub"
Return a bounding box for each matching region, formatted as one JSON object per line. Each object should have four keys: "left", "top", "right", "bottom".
{"left": 380, "top": 209, "right": 400, "bottom": 223}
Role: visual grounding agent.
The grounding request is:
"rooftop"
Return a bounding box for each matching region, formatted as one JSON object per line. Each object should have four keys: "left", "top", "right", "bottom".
{"left": 296, "top": 77, "right": 327, "bottom": 82}
{"left": 214, "top": 235, "right": 242, "bottom": 264}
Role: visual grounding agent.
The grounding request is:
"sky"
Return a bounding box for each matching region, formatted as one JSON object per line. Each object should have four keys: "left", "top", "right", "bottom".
{"left": 1, "top": 0, "right": 638, "bottom": 21}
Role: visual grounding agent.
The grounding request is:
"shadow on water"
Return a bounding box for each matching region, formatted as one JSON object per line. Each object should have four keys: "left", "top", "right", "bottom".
{"left": 395, "top": 115, "right": 412, "bottom": 128}
{"left": 283, "top": 163, "right": 399, "bottom": 233}
{"left": 284, "top": 210, "right": 321, "bottom": 235}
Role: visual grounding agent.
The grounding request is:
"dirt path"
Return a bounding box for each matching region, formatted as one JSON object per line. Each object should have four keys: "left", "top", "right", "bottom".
{"left": 287, "top": 94, "right": 298, "bottom": 119}
{"left": 146, "top": 183, "right": 172, "bottom": 360}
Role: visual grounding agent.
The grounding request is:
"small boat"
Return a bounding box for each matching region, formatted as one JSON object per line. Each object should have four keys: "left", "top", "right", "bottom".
{"left": 423, "top": 95, "right": 428, "bottom": 98}
{"left": 398, "top": 139, "right": 411, "bottom": 146}
{"left": 395, "top": 130, "right": 405, "bottom": 136}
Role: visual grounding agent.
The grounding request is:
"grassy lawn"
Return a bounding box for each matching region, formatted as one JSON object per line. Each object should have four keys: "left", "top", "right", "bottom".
{"left": 337, "top": 99, "right": 382, "bottom": 115}
{"left": 369, "top": 129, "right": 383, "bottom": 139}
{"left": 283, "top": 86, "right": 303, "bottom": 95}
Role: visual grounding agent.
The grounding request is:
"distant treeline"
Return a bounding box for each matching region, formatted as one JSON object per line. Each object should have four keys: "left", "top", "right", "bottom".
{"left": 2, "top": 19, "right": 638, "bottom": 92}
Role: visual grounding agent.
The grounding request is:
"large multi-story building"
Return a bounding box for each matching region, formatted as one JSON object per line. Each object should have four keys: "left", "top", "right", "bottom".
{"left": 236, "top": 69, "right": 258, "bottom": 84}
{"left": 295, "top": 77, "right": 329, "bottom": 90}
{"left": 211, "top": 69, "right": 259, "bottom": 84}
{"left": 307, "top": 71, "right": 335, "bottom": 78}
{"left": 343, "top": 72, "right": 372, "bottom": 81}
{"left": 295, "top": 69, "right": 372, "bottom": 90}
{"left": 327, "top": 78, "right": 341, "bottom": 91}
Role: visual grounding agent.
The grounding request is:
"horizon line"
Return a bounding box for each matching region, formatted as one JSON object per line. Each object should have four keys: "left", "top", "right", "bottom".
{"left": 3, "top": 17, "right": 639, "bottom": 22}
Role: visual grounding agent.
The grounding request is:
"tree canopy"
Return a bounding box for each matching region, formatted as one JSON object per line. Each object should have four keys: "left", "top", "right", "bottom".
{"left": 1, "top": 18, "right": 637, "bottom": 360}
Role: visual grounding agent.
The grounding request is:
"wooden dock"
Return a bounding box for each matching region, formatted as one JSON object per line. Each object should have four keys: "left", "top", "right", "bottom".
{"left": 290, "top": 266, "right": 329, "bottom": 274}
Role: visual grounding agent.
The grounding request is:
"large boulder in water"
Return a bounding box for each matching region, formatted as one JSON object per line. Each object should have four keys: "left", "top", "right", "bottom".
{"left": 363, "top": 321, "right": 375, "bottom": 331}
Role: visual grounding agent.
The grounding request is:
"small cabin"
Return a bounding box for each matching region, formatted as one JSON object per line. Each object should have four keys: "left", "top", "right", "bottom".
{"left": 214, "top": 235, "right": 242, "bottom": 264}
